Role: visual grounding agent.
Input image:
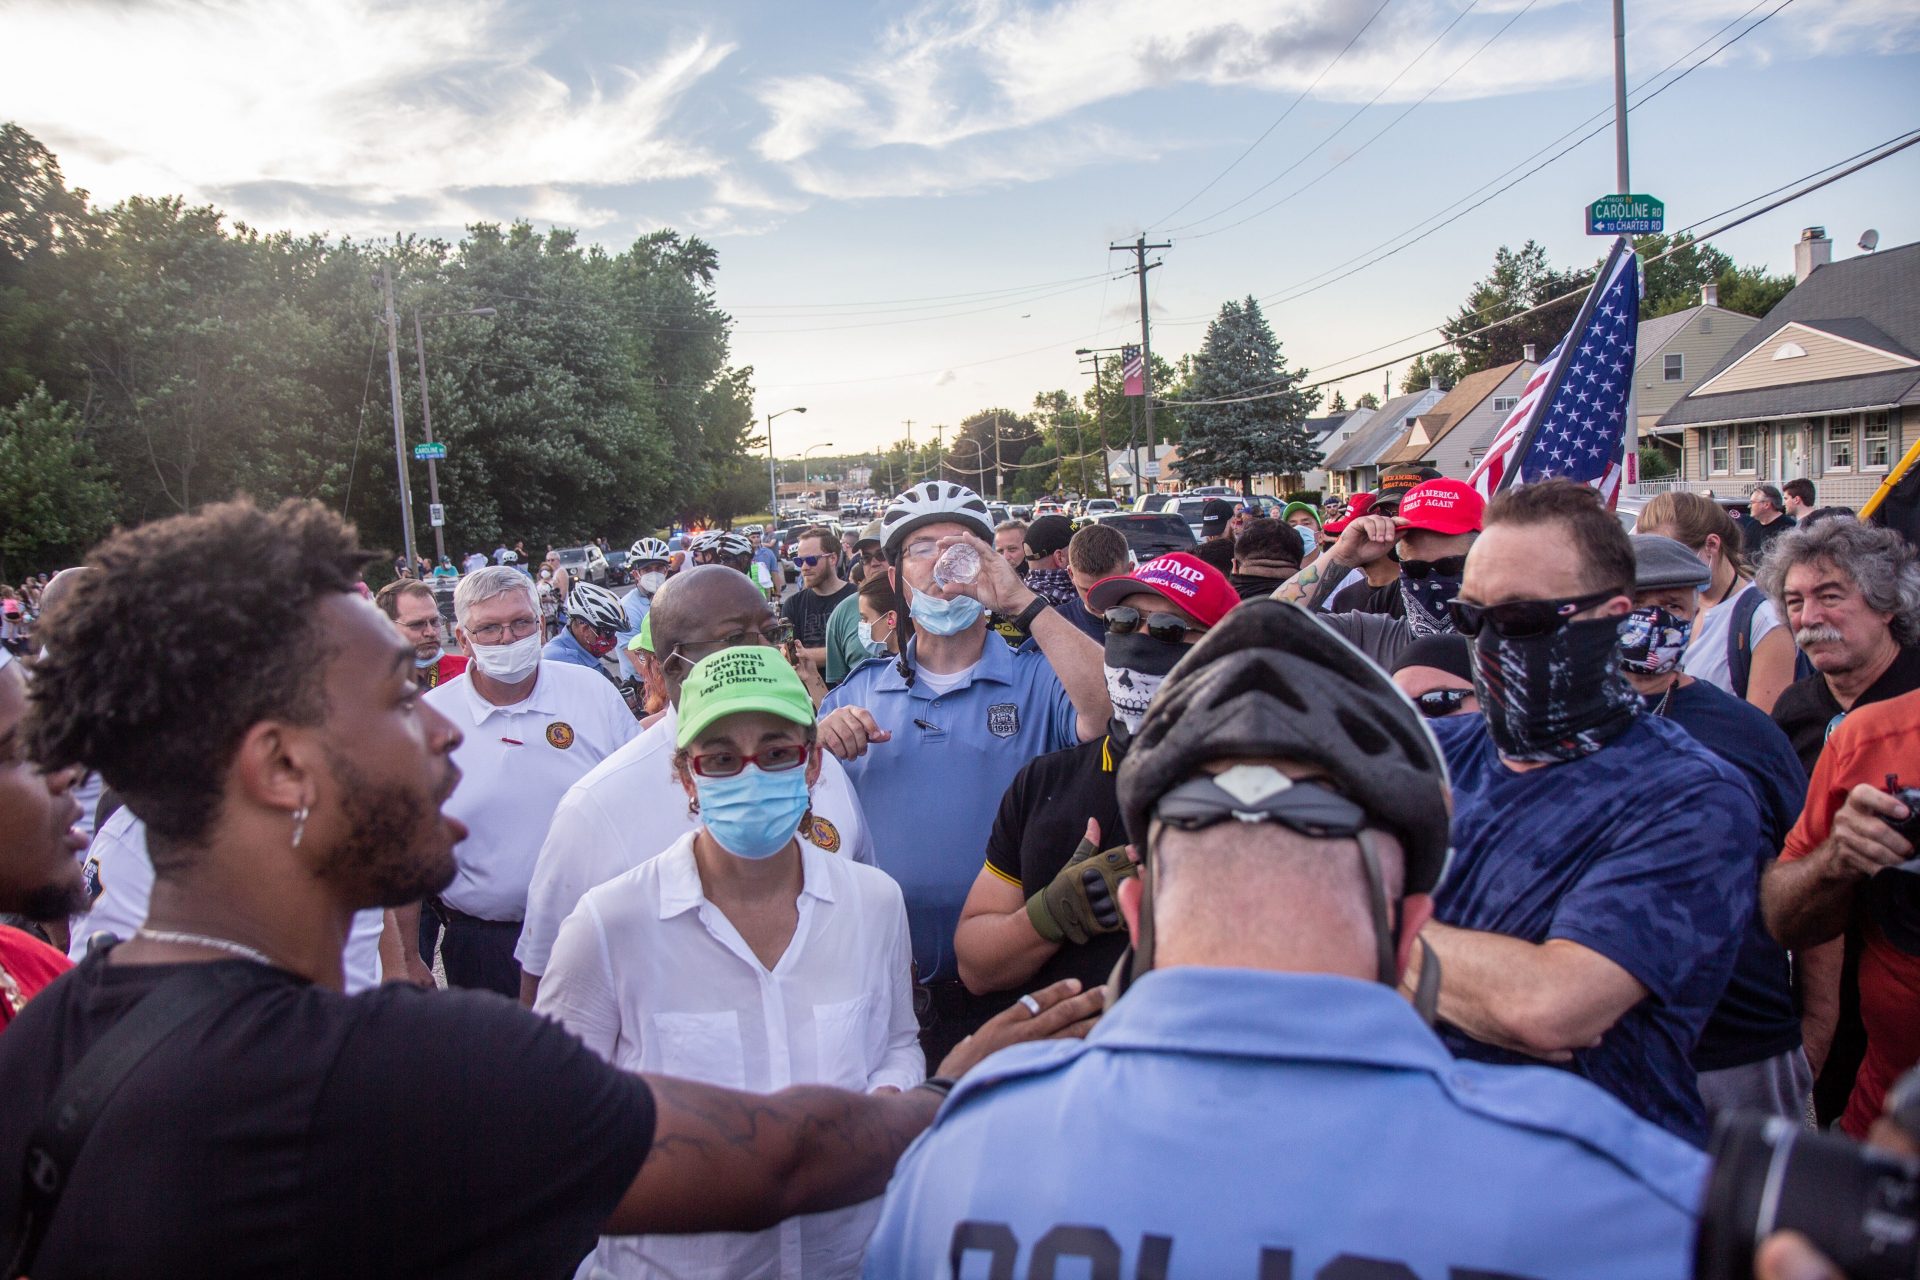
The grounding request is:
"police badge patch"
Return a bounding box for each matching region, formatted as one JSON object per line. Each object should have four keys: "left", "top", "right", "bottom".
{"left": 806, "top": 815, "right": 842, "bottom": 853}
{"left": 987, "top": 703, "right": 1019, "bottom": 738}
{"left": 546, "top": 721, "right": 575, "bottom": 749}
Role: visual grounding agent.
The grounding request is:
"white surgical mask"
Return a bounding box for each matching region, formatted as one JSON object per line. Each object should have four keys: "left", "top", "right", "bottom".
{"left": 471, "top": 631, "right": 541, "bottom": 682}
{"left": 638, "top": 571, "right": 666, "bottom": 594}
{"left": 857, "top": 617, "right": 891, "bottom": 654}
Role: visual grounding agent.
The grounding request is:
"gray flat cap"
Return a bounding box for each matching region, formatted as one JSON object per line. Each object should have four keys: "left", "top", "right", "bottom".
{"left": 1630, "top": 533, "right": 1712, "bottom": 590}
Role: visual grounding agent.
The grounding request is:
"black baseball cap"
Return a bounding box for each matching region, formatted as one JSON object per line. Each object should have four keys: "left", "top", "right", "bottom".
{"left": 1375, "top": 466, "right": 1442, "bottom": 512}
{"left": 1200, "top": 498, "right": 1235, "bottom": 537}
{"left": 1024, "top": 515, "right": 1074, "bottom": 559}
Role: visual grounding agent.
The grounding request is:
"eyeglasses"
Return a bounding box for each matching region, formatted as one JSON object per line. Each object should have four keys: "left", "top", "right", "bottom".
{"left": 902, "top": 538, "right": 942, "bottom": 562}
{"left": 666, "top": 619, "right": 796, "bottom": 670}
{"left": 1413, "top": 687, "right": 1475, "bottom": 718}
{"left": 397, "top": 616, "right": 440, "bottom": 636}
{"left": 794, "top": 555, "right": 828, "bottom": 568}
{"left": 1447, "top": 588, "right": 1621, "bottom": 639}
{"left": 688, "top": 743, "right": 809, "bottom": 778}
{"left": 1104, "top": 606, "right": 1202, "bottom": 644}
{"left": 1399, "top": 555, "right": 1469, "bottom": 580}
{"left": 466, "top": 617, "right": 540, "bottom": 644}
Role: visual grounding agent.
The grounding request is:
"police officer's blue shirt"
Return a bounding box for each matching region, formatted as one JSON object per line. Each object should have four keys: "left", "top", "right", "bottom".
{"left": 864, "top": 967, "right": 1704, "bottom": 1279}
{"left": 617, "top": 590, "right": 651, "bottom": 681}
{"left": 820, "top": 635, "right": 1077, "bottom": 982}
{"left": 541, "top": 628, "right": 604, "bottom": 673}
{"left": 1430, "top": 712, "right": 1759, "bottom": 1147}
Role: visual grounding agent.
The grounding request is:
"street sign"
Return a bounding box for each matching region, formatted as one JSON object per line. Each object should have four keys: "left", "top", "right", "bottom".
{"left": 428, "top": 503, "right": 446, "bottom": 527}
{"left": 413, "top": 442, "right": 447, "bottom": 461}
{"left": 1588, "top": 194, "right": 1664, "bottom": 236}
{"left": 1143, "top": 460, "right": 1162, "bottom": 478}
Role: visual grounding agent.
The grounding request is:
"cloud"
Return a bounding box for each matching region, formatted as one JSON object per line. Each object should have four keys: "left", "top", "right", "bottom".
{"left": 933, "top": 370, "right": 958, "bottom": 386}
{"left": 2, "top": 0, "right": 735, "bottom": 233}
{"left": 786, "top": 122, "right": 1147, "bottom": 201}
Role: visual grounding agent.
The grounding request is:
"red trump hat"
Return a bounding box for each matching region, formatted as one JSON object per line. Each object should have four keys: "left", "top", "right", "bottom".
{"left": 1395, "top": 478, "right": 1484, "bottom": 535}
{"left": 1085, "top": 552, "right": 1238, "bottom": 629}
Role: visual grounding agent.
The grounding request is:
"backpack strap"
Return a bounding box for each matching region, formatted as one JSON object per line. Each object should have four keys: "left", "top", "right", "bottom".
{"left": 5, "top": 961, "right": 272, "bottom": 1278}
{"left": 1725, "top": 584, "right": 1766, "bottom": 700}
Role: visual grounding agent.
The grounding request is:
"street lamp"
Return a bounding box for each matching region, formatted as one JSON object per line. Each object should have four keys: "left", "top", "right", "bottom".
{"left": 766, "top": 406, "right": 807, "bottom": 518}
{"left": 412, "top": 305, "right": 497, "bottom": 563}
{"left": 794, "top": 442, "right": 834, "bottom": 492}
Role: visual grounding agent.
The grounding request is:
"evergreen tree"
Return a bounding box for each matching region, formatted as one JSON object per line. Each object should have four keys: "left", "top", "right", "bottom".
{"left": 1174, "top": 296, "right": 1321, "bottom": 492}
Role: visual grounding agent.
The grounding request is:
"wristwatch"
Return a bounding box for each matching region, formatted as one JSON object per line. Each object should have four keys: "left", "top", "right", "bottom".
{"left": 1010, "top": 595, "right": 1051, "bottom": 634}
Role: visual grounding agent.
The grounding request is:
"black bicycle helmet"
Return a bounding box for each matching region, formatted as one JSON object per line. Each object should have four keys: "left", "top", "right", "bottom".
{"left": 879, "top": 481, "right": 994, "bottom": 556}
{"left": 1117, "top": 597, "right": 1452, "bottom": 894}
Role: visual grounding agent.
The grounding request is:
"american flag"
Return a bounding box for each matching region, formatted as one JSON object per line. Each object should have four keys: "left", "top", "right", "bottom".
{"left": 1122, "top": 345, "right": 1145, "bottom": 398}
{"left": 1467, "top": 238, "right": 1639, "bottom": 508}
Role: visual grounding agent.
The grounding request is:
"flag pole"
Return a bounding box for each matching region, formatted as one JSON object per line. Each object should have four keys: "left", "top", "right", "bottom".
{"left": 1861, "top": 432, "right": 1920, "bottom": 521}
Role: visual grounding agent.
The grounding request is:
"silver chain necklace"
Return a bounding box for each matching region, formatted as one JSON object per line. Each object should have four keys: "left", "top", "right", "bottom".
{"left": 134, "top": 928, "right": 276, "bottom": 967}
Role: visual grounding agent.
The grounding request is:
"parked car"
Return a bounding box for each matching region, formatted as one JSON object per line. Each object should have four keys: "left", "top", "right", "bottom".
{"left": 1090, "top": 511, "right": 1197, "bottom": 562}
{"left": 1034, "top": 501, "right": 1068, "bottom": 519}
{"left": 1084, "top": 498, "right": 1120, "bottom": 517}
{"left": 1011, "top": 505, "right": 1034, "bottom": 521}
{"left": 553, "top": 544, "right": 610, "bottom": 586}
{"left": 604, "top": 549, "right": 629, "bottom": 577}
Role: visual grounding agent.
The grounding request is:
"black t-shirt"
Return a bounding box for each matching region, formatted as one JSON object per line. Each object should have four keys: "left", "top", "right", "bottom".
{"left": 1658, "top": 680, "right": 1808, "bottom": 1070}
{"left": 982, "top": 736, "right": 1129, "bottom": 997}
{"left": 783, "top": 582, "right": 856, "bottom": 649}
{"left": 1739, "top": 513, "right": 1797, "bottom": 565}
{"left": 1329, "top": 575, "right": 1403, "bottom": 618}
{"left": 0, "top": 953, "right": 656, "bottom": 1279}
{"left": 1771, "top": 644, "right": 1920, "bottom": 775}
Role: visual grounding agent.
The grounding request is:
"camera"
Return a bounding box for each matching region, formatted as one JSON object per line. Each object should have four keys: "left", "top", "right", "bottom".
{"left": 1867, "top": 775, "right": 1920, "bottom": 957}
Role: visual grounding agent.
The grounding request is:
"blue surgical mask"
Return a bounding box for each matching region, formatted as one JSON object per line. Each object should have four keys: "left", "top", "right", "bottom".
{"left": 1296, "top": 525, "right": 1318, "bottom": 554}
{"left": 695, "top": 766, "right": 811, "bottom": 860}
{"left": 909, "top": 589, "right": 984, "bottom": 636}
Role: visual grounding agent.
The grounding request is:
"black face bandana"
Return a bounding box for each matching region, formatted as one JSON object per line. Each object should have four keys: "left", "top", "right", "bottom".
{"left": 1399, "top": 569, "right": 1462, "bottom": 640}
{"left": 1470, "top": 616, "right": 1642, "bottom": 763}
{"left": 1103, "top": 630, "right": 1184, "bottom": 734}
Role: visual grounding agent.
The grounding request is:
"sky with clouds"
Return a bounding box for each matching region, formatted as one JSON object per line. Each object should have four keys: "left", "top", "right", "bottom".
{"left": 6, "top": 0, "right": 1919, "bottom": 457}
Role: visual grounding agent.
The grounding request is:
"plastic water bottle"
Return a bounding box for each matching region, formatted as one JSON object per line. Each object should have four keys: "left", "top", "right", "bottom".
{"left": 932, "top": 544, "right": 982, "bottom": 589}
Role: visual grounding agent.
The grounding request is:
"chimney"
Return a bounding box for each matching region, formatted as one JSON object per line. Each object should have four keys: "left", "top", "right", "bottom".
{"left": 1794, "top": 226, "right": 1831, "bottom": 283}
{"left": 1429, "top": 377, "right": 1440, "bottom": 391}
{"left": 1522, "top": 343, "right": 1537, "bottom": 363}
{"left": 1701, "top": 282, "right": 1719, "bottom": 307}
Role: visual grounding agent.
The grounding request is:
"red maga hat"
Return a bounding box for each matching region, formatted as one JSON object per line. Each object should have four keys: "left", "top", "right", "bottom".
{"left": 1396, "top": 478, "right": 1484, "bottom": 535}
{"left": 1085, "top": 552, "right": 1238, "bottom": 629}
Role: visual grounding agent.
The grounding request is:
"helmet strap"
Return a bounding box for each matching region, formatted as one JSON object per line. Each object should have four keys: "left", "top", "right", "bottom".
{"left": 1356, "top": 828, "right": 1442, "bottom": 1023}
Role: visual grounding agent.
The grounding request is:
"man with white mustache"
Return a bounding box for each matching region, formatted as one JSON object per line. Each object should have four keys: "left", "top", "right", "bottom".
{"left": 1757, "top": 518, "right": 1920, "bottom": 777}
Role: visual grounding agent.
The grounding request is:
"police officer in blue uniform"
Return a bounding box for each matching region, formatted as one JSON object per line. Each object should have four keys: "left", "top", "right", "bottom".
{"left": 863, "top": 599, "right": 1706, "bottom": 1280}
{"left": 819, "top": 481, "right": 1112, "bottom": 1064}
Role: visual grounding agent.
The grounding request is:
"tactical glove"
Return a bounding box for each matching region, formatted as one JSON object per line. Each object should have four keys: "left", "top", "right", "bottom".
{"left": 1026, "top": 836, "right": 1137, "bottom": 945}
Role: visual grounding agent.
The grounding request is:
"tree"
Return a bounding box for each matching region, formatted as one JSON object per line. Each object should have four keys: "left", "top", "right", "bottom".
{"left": 1328, "top": 390, "right": 1348, "bottom": 413}
{"left": 0, "top": 384, "right": 115, "bottom": 578}
{"left": 1400, "top": 351, "right": 1463, "bottom": 394}
{"left": 1442, "top": 241, "right": 1586, "bottom": 374}
{"left": 1355, "top": 392, "right": 1380, "bottom": 410}
{"left": 1174, "top": 296, "right": 1322, "bottom": 492}
{"left": 1632, "top": 232, "right": 1792, "bottom": 320}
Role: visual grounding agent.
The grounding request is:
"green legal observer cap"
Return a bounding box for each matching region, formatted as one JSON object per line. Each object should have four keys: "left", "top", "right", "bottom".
{"left": 676, "top": 647, "right": 816, "bottom": 748}
{"left": 627, "top": 613, "right": 652, "bottom": 655}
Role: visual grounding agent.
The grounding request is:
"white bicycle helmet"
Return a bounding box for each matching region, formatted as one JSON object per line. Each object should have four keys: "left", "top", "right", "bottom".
{"left": 500, "top": 550, "right": 519, "bottom": 565}
{"left": 879, "top": 481, "right": 994, "bottom": 555}
{"left": 708, "top": 531, "right": 754, "bottom": 561}
{"left": 629, "top": 537, "right": 670, "bottom": 565}
{"left": 567, "top": 582, "right": 626, "bottom": 632}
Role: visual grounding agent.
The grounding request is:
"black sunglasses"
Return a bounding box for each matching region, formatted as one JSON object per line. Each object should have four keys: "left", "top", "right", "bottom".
{"left": 1447, "top": 587, "right": 1621, "bottom": 639}
{"left": 1399, "top": 555, "right": 1469, "bottom": 580}
{"left": 1103, "top": 606, "right": 1201, "bottom": 645}
{"left": 1413, "top": 687, "right": 1474, "bottom": 718}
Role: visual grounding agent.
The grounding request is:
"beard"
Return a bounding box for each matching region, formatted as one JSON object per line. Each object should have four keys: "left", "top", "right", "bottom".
{"left": 317, "top": 748, "right": 457, "bottom": 908}
{"left": 18, "top": 872, "right": 89, "bottom": 923}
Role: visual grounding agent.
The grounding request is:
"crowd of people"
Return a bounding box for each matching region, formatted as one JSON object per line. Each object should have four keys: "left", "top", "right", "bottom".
{"left": 0, "top": 468, "right": 1914, "bottom": 1279}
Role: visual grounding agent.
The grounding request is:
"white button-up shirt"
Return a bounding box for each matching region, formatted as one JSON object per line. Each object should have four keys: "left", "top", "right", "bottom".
{"left": 425, "top": 662, "right": 638, "bottom": 921}
{"left": 535, "top": 832, "right": 922, "bottom": 1280}
{"left": 515, "top": 702, "right": 874, "bottom": 976}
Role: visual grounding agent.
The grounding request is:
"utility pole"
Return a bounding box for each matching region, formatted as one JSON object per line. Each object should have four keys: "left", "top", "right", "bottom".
{"left": 1078, "top": 345, "right": 1127, "bottom": 498}
{"left": 992, "top": 412, "right": 1003, "bottom": 500}
{"left": 410, "top": 313, "right": 445, "bottom": 564}
{"left": 1110, "top": 234, "right": 1170, "bottom": 450}
{"left": 1612, "top": 0, "right": 1631, "bottom": 196}
{"left": 379, "top": 263, "right": 418, "bottom": 575}
{"left": 935, "top": 423, "right": 946, "bottom": 484}
{"left": 902, "top": 420, "right": 914, "bottom": 486}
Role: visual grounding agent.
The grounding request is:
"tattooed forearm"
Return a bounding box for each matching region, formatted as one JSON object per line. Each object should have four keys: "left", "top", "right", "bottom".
{"left": 1272, "top": 561, "right": 1320, "bottom": 605}
{"left": 607, "top": 1075, "right": 941, "bottom": 1237}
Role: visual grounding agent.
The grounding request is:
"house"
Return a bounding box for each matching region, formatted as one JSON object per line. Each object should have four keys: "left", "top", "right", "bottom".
{"left": 1321, "top": 386, "right": 1444, "bottom": 497}
{"left": 1660, "top": 229, "right": 1920, "bottom": 509}
{"left": 1633, "top": 288, "right": 1761, "bottom": 463}
{"left": 1290, "top": 410, "right": 1360, "bottom": 497}
{"left": 1379, "top": 360, "right": 1534, "bottom": 478}
{"left": 1106, "top": 443, "right": 1180, "bottom": 499}
{"left": 1313, "top": 406, "right": 1375, "bottom": 498}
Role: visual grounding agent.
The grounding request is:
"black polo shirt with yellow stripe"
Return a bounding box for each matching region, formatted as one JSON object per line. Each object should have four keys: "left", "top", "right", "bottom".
{"left": 982, "top": 734, "right": 1129, "bottom": 995}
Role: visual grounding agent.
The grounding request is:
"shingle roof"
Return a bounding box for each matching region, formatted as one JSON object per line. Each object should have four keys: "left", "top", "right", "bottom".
{"left": 1381, "top": 361, "right": 1529, "bottom": 464}
{"left": 1660, "top": 240, "right": 1920, "bottom": 426}
{"left": 1635, "top": 308, "right": 1699, "bottom": 358}
{"left": 1323, "top": 391, "right": 1435, "bottom": 471}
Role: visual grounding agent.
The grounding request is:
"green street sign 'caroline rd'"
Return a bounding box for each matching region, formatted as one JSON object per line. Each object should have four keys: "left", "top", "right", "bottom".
{"left": 1588, "top": 194, "right": 1664, "bottom": 236}
{"left": 413, "top": 442, "right": 447, "bottom": 461}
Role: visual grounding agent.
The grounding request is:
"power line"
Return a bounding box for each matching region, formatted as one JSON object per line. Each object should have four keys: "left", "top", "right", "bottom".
{"left": 1162, "top": 0, "right": 1483, "bottom": 235}
{"left": 1174, "top": 0, "right": 1540, "bottom": 243}
{"left": 1153, "top": 0, "right": 1793, "bottom": 326}
{"left": 1147, "top": 0, "right": 1399, "bottom": 231}
{"left": 1157, "top": 127, "right": 1920, "bottom": 407}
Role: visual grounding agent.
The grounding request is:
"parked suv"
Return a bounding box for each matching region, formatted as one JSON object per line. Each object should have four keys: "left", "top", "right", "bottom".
{"left": 1089, "top": 511, "right": 1197, "bottom": 562}
{"left": 553, "top": 544, "right": 610, "bottom": 586}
